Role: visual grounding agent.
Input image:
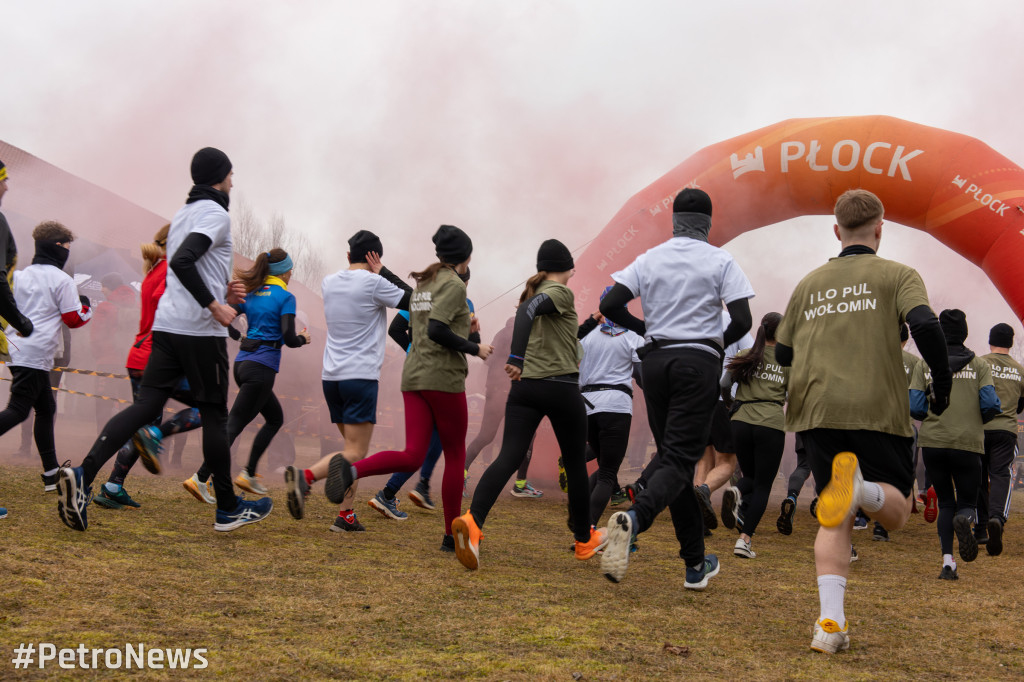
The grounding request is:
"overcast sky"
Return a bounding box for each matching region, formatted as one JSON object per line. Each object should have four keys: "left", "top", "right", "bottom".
{"left": 6, "top": 1, "right": 1024, "bottom": 345}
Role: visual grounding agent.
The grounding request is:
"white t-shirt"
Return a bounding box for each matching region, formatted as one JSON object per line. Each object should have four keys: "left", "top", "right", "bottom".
{"left": 8, "top": 264, "right": 87, "bottom": 371}
{"left": 579, "top": 325, "right": 644, "bottom": 415}
{"left": 612, "top": 236, "right": 754, "bottom": 355}
{"left": 321, "top": 269, "right": 405, "bottom": 381}
{"left": 153, "top": 199, "right": 233, "bottom": 338}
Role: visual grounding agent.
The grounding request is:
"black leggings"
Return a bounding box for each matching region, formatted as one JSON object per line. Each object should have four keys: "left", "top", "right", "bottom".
{"left": 470, "top": 378, "right": 591, "bottom": 542}
{"left": 787, "top": 434, "right": 811, "bottom": 498}
{"left": 586, "top": 411, "right": 632, "bottom": 523}
{"left": 922, "top": 447, "right": 981, "bottom": 555}
{"left": 198, "top": 360, "right": 283, "bottom": 480}
{"left": 0, "top": 366, "right": 58, "bottom": 471}
{"left": 732, "top": 420, "right": 785, "bottom": 537}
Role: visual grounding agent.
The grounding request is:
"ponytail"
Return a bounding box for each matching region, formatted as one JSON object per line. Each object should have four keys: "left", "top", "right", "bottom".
{"left": 727, "top": 312, "right": 782, "bottom": 384}
{"left": 141, "top": 223, "right": 170, "bottom": 275}
{"left": 410, "top": 261, "right": 453, "bottom": 284}
{"left": 518, "top": 271, "right": 548, "bottom": 305}
{"left": 235, "top": 247, "right": 288, "bottom": 293}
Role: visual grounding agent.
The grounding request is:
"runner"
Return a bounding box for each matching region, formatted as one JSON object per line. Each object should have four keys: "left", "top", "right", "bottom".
{"left": 773, "top": 189, "right": 950, "bottom": 653}
{"left": 777, "top": 434, "right": 812, "bottom": 535}
{"left": 720, "top": 311, "right": 788, "bottom": 558}
{"left": 58, "top": 147, "right": 272, "bottom": 532}
{"left": 283, "top": 229, "right": 410, "bottom": 531}
{"left": 188, "top": 248, "right": 310, "bottom": 497}
{"left": 912, "top": 309, "right": 999, "bottom": 578}
{"left": 323, "top": 225, "right": 492, "bottom": 550}
{"left": 598, "top": 188, "right": 754, "bottom": 589}
{"left": 450, "top": 238, "right": 605, "bottom": 569}
{"left": 976, "top": 323, "right": 1022, "bottom": 556}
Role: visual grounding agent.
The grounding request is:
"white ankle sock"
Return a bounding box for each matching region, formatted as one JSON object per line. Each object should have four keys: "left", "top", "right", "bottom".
{"left": 43, "top": 468, "right": 59, "bottom": 477}
{"left": 351, "top": 464, "right": 359, "bottom": 481}
{"left": 817, "top": 574, "right": 847, "bottom": 628}
{"left": 943, "top": 554, "right": 956, "bottom": 570}
{"left": 104, "top": 482, "right": 121, "bottom": 494}
{"left": 860, "top": 481, "right": 885, "bottom": 512}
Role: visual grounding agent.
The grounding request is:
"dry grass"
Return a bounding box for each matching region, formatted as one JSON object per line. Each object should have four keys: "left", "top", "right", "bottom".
{"left": 2, "top": 450, "right": 1024, "bottom": 680}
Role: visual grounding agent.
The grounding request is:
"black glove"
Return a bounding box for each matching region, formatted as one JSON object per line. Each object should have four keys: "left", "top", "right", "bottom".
{"left": 927, "top": 379, "right": 951, "bottom": 417}
{"left": 228, "top": 325, "right": 241, "bottom": 341}
{"left": 11, "top": 314, "right": 33, "bottom": 337}
{"left": 79, "top": 295, "right": 91, "bottom": 308}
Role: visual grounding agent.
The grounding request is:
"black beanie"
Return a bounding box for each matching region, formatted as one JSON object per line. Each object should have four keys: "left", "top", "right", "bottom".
{"left": 433, "top": 225, "right": 473, "bottom": 264}
{"left": 899, "top": 322, "right": 909, "bottom": 343}
{"left": 348, "top": 230, "right": 383, "bottom": 263}
{"left": 939, "top": 309, "right": 968, "bottom": 345}
{"left": 536, "top": 239, "right": 574, "bottom": 272}
{"left": 190, "top": 147, "right": 232, "bottom": 186}
{"left": 989, "top": 323, "right": 1014, "bottom": 348}
{"left": 673, "top": 188, "right": 712, "bottom": 216}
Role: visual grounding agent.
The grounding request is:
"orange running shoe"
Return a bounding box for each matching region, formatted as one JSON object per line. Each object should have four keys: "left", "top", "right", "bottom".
{"left": 923, "top": 486, "right": 938, "bottom": 523}
{"left": 575, "top": 526, "right": 608, "bottom": 560}
{"left": 451, "top": 511, "right": 484, "bottom": 570}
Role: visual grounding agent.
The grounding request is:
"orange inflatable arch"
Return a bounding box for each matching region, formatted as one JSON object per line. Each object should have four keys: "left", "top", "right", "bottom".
{"left": 572, "top": 116, "right": 1024, "bottom": 321}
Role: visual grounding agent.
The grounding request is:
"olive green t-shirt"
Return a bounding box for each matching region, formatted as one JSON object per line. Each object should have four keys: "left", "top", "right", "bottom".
{"left": 982, "top": 352, "right": 1024, "bottom": 434}
{"left": 401, "top": 268, "right": 471, "bottom": 393}
{"left": 522, "top": 280, "right": 579, "bottom": 379}
{"left": 902, "top": 350, "right": 919, "bottom": 388}
{"left": 732, "top": 345, "right": 788, "bottom": 431}
{"left": 776, "top": 253, "right": 930, "bottom": 437}
{"left": 913, "top": 355, "right": 992, "bottom": 454}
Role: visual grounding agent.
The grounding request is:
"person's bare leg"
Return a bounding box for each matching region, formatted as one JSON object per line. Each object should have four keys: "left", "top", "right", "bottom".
{"left": 337, "top": 422, "right": 374, "bottom": 506}
{"left": 704, "top": 450, "right": 737, "bottom": 493}
{"left": 694, "top": 446, "right": 713, "bottom": 487}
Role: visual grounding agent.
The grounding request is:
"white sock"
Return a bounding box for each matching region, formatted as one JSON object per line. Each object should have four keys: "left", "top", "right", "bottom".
{"left": 817, "top": 574, "right": 847, "bottom": 628}
{"left": 943, "top": 554, "right": 956, "bottom": 570}
{"left": 104, "top": 482, "right": 121, "bottom": 494}
{"left": 351, "top": 464, "right": 359, "bottom": 481}
{"left": 44, "top": 468, "right": 59, "bottom": 477}
{"left": 860, "top": 481, "right": 885, "bottom": 513}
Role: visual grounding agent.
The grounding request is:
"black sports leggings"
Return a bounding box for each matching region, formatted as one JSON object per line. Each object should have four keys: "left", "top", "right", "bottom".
{"left": 586, "top": 411, "right": 632, "bottom": 523}
{"left": 470, "top": 378, "right": 591, "bottom": 542}
{"left": 198, "top": 360, "right": 283, "bottom": 480}
{"left": 0, "top": 366, "right": 58, "bottom": 471}
{"left": 922, "top": 447, "right": 981, "bottom": 555}
{"left": 731, "top": 420, "right": 785, "bottom": 537}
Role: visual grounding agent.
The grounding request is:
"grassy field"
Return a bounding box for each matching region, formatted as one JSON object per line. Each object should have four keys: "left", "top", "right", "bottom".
{"left": 2, "top": 459, "right": 1024, "bottom": 680}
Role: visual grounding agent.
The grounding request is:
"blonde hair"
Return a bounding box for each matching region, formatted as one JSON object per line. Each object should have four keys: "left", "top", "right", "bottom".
{"left": 835, "top": 189, "right": 884, "bottom": 231}
{"left": 141, "top": 224, "right": 170, "bottom": 275}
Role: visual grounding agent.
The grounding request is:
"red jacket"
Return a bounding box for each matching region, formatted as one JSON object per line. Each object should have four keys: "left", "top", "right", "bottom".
{"left": 125, "top": 259, "right": 166, "bottom": 371}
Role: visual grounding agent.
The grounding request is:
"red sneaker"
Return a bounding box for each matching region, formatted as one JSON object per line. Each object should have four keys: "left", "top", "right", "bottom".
{"left": 923, "top": 486, "right": 938, "bottom": 523}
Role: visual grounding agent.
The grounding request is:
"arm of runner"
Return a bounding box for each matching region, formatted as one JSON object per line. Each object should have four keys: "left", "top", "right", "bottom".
{"left": 507, "top": 293, "right": 558, "bottom": 370}
{"left": 377, "top": 264, "right": 413, "bottom": 311}
{"left": 577, "top": 313, "right": 600, "bottom": 339}
{"left": 598, "top": 284, "right": 645, "bottom": 336}
{"left": 388, "top": 312, "right": 412, "bottom": 351}
{"left": 723, "top": 298, "right": 752, "bottom": 348}
{"left": 60, "top": 287, "right": 91, "bottom": 328}
{"left": 909, "top": 360, "right": 929, "bottom": 421}
{"left": 427, "top": 318, "right": 482, "bottom": 357}
{"left": 280, "top": 313, "right": 309, "bottom": 348}
{"left": 979, "top": 385, "right": 1001, "bottom": 423}
{"left": 906, "top": 304, "right": 951, "bottom": 414}
{"left": 169, "top": 232, "right": 216, "bottom": 308}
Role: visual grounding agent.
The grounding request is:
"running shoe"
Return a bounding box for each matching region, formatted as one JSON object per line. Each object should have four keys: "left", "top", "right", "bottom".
{"left": 923, "top": 486, "right": 938, "bottom": 523}
{"left": 575, "top": 526, "right": 608, "bottom": 561}
{"left": 183, "top": 474, "right": 216, "bottom": 505}
{"left": 234, "top": 471, "right": 268, "bottom": 496}
{"left": 463, "top": 469, "right": 470, "bottom": 498}
{"left": 703, "top": 527, "right": 713, "bottom": 538}
{"left": 849, "top": 546, "right": 859, "bottom": 563}
{"left": 986, "top": 518, "right": 1004, "bottom": 556}
{"left": 557, "top": 456, "right": 568, "bottom": 493}
{"left": 284, "top": 466, "right": 310, "bottom": 519}
{"left": 609, "top": 488, "right": 628, "bottom": 507}
{"left": 810, "top": 619, "right": 850, "bottom": 654}
{"left": 695, "top": 484, "right": 718, "bottom": 530}
{"left": 324, "top": 454, "right": 353, "bottom": 504}
{"left": 601, "top": 511, "right": 634, "bottom": 583}
{"left": 809, "top": 496, "right": 818, "bottom": 520}
{"left": 440, "top": 534, "right": 455, "bottom": 553}
{"left": 409, "top": 479, "right": 435, "bottom": 510}
{"left": 510, "top": 481, "right": 543, "bottom": 498}
{"left": 56, "top": 465, "right": 91, "bottom": 531}
{"left": 872, "top": 522, "right": 889, "bottom": 542}
{"left": 41, "top": 472, "right": 59, "bottom": 493}
{"left": 938, "top": 565, "right": 959, "bottom": 580}
{"left": 853, "top": 511, "right": 869, "bottom": 530}
{"left": 777, "top": 495, "right": 796, "bottom": 536}
{"left": 953, "top": 513, "right": 978, "bottom": 562}
{"left": 816, "top": 452, "right": 862, "bottom": 528}
{"left": 683, "top": 554, "right": 720, "bottom": 591}
{"left": 133, "top": 425, "right": 164, "bottom": 475}
{"left": 974, "top": 528, "right": 989, "bottom": 545}
{"left": 0, "top": 507, "right": 7, "bottom": 519}
{"left": 451, "top": 511, "right": 484, "bottom": 570}
{"left": 369, "top": 491, "right": 408, "bottom": 520}
{"left": 624, "top": 481, "right": 645, "bottom": 504}
{"left": 330, "top": 511, "right": 365, "bottom": 532}
{"left": 734, "top": 537, "right": 755, "bottom": 559}
{"left": 214, "top": 496, "right": 273, "bottom": 531}
{"left": 721, "top": 486, "right": 741, "bottom": 530}
{"left": 93, "top": 486, "right": 141, "bottom": 510}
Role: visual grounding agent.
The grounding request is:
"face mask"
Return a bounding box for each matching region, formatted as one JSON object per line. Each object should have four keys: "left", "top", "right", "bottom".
{"left": 458, "top": 267, "right": 471, "bottom": 283}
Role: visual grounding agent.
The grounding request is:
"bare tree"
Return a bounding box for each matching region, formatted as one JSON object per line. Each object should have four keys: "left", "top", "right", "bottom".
{"left": 229, "top": 196, "right": 329, "bottom": 287}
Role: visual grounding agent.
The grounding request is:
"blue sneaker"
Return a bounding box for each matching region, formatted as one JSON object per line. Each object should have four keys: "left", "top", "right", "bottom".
{"left": 133, "top": 426, "right": 164, "bottom": 475}
{"left": 684, "top": 554, "right": 720, "bottom": 591}
{"left": 57, "top": 465, "right": 91, "bottom": 531}
{"left": 369, "top": 490, "right": 408, "bottom": 520}
{"left": 0, "top": 506, "right": 7, "bottom": 519}
{"left": 214, "top": 496, "right": 273, "bottom": 532}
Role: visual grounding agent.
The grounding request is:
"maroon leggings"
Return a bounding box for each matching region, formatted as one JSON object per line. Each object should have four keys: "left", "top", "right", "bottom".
{"left": 354, "top": 390, "right": 467, "bottom": 534}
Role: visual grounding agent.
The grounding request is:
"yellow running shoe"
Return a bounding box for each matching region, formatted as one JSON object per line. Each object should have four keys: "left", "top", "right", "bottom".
{"left": 451, "top": 511, "right": 484, "bottom": 570}
{"left": 816, "top": 452, "right": 862, "bottom": 528}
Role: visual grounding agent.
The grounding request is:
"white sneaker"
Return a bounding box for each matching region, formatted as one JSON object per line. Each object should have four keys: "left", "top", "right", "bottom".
{"left": 235, "top": 471, "right": 269, "bottom": 496}
{"left": 183, "top": 474, "right": 216, "bottom": 504}
{"left": 810, "top": 618, "right": 850, "bottom": 654}
{"left": 734, "top": 537, "right": 756, "bottom": 558}
{"left": 601, "top": 511, "right": 634, "bottom": 583}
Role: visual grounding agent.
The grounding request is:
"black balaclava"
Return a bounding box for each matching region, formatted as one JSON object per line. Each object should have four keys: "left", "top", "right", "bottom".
{"left": 433, "top": 225, "right": 473, "bottom": 264}
{"left": 536, "top": 239, "right": 574, "bottom": 272}
{"left": 989, "top": 323, "right": 1014, "bottom": 348}
{"left": 33, "top": 240, "right": 69, "bottom": 270}
{"left": 348, "top": 230, "right": 383, "bottom": 263}
{"left": 672, "top": 188, "right": 713, "bottom": 242}
{"left": 458, "top": 267, "right": 471, "bottom": 283}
